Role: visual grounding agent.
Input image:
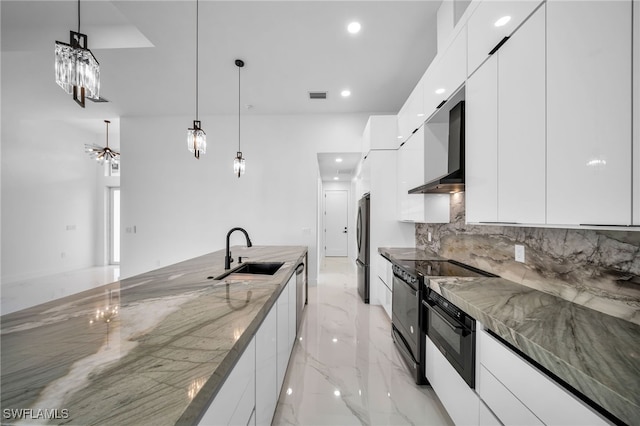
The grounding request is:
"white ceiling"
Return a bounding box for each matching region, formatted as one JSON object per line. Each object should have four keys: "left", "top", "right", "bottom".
{"left": 2, "top": 0, "right": 442, "bottom": 177}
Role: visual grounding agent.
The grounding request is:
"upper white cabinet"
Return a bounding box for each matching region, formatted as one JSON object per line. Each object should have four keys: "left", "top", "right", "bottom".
{"left": 467, "top": 0, "right": 543, "bottom": 76}
{"left": 546, "top": 0, "right": 633, "bottom": 226}
{"left": 397, "top": 79, "right": 425, "bottom": 144}
{"left": 397, "top": 127, "right": 450, "bottom": 223}
{"left": 423, "top": 26, "right": 467, "bottom": 116}
{"left": 466, "top": 4, "right": 546, "bottom": 224}
{"left": 362, "top": 115, "right": 399, "bottom": 154}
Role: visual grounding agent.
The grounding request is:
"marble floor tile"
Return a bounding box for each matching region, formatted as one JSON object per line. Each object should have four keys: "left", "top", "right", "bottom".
{"left": 272, "top": 257, "right": 453, "bottom": 426}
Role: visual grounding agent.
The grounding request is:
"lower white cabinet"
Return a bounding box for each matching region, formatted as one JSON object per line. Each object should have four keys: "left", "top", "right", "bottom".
{"left": 377, "top": 255, "right": 393, "bottom": 319}
{"left": 478, "top": 400, "right": 501, "bottom": 426}
{"left": 201, "top": 273, "right": 297, "bottom": 426}
{"left": 199, "top": 338, "right": 256, "bottom": 426}
{"left": 425, "top": 336, "right": 480, "bottom": 426}
{"left": 255, "top": 306, "right": 277, "bottom": 426}
{"left": 477, "top": 329, "right": 608, "bottom": 426}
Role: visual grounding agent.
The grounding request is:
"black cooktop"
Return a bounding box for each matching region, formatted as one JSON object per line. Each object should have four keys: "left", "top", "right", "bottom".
{"left": 392, "top": 259, "right": 496, "bottom": 279}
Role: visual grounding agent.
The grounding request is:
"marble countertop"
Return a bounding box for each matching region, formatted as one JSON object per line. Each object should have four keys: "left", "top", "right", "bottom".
{"left": 428, "top": 276, "right": 640, "bottom": 425}
{"left": 0, "top": 245, "right": 307, "bottom": 425}
{"left": 378, "top": 247, "right": 445, "bottom": 262}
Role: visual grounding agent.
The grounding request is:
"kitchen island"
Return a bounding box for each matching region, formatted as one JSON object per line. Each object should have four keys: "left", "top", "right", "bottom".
{"left": 0, "top": 245, "right": 307, "bottom": 425}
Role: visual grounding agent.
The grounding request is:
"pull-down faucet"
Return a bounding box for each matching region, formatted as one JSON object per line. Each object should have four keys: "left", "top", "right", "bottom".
{"left": 225, "top": 227, "right": 253, "bottom": 269}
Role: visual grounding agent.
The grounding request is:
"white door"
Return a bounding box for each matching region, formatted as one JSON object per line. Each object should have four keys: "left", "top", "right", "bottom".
{"left": 324, "top": 190, "right": 348, "bottom": 256}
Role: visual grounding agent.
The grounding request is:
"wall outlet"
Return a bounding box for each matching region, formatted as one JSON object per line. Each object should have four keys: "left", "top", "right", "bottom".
{"left": 428, "top": 232, "right": 432, "bottom": 242}
{"left": 515, "top": 244, "right": 525, "bottom": 263}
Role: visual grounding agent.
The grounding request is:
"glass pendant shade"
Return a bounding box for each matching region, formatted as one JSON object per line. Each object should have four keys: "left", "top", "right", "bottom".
{"left": 55, "top": 31, "right": 100, "bottom": 107}
{"left": 234, "top": 152, "right": 246, "bottom": 177}
{"left": 85, "top": 120, "right": 119, "bottom": 165}
{"left": 187, "top": 120, "right": 206, "bottom": 159}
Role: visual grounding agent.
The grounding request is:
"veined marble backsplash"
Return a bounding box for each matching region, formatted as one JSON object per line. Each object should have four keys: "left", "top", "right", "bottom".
{"left": 416, "top": 193, "right": 640, "bottom": 325}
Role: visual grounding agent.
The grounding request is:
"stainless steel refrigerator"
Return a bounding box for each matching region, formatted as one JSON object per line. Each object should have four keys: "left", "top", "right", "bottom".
{"left": 356, "top": 193, "right": 370, "bottom": 303}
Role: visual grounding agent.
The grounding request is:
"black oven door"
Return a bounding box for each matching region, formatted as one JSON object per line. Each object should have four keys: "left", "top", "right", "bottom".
{"left": 392, "top": 273, "right": 419, "bottom": 358}
{"left": 422, "top": 297, "right": 476, "bottom": 388}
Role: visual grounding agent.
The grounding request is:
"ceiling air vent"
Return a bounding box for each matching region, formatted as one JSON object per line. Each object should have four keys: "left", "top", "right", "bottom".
{"left": 309, "top": 91, "right": 327, "bottom": 100}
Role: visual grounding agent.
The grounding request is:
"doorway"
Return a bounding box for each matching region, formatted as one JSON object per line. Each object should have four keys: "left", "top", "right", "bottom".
{"left": 324, "top": 189, "right": 348, "bottom": 256}
{"left": 109, "top": 187, "right": 120, "bottom": 265}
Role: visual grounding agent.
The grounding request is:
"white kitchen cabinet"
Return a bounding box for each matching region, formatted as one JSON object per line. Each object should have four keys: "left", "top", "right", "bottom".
{"left": 397, "top": 79, "right": 425, "bottom": 144}
{"left": 478, "top": 330, "right": 608, "bottom": 425}
{"left": 363, "top": 115, "right": 399, "bottom": 154}
{"left": 425, "top": 335, "right": 480, "bottom": 426}
{"left": 423, "top": 122, "right": 448, "bottom": 183}
{"left": 479, "top": 400, "right": 501, "bottom": 426}
{"left": 377, "top": 254, "right": 393, "bottom": 319}
{"left": 287, "top": 273, "right": 297, "bottom": 354}
{"left": 635, "top": 1, "right": 640, "bottom": 226}
{"left": 276, "top": 277, "right": 290, "bottom": 394}
{"left": 255, "top": 305, "right": 277, "bottom": 426}
{"left": 397, "top": 127, "right": 450, "bottom": 223}
{"left": 199, "top": 338, "right": 256, "bottom": 426}
{"left": 465, "top": 4, "right": 545, "bottom": 224}
{"left": 546, "top": 0, "right": 633, "bottom": 226}
{"left": 466, "top": 53, "right": 498, "bottom": 223}
{"left": 423, "top": 26, "right": 467, "bottom": 117}
{"left": 467, "top": 0, "right": 543, "bottom": 76}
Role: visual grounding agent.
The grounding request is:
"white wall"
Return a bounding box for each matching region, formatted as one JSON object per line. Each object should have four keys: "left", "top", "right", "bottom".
{"left": 120, "top": 113, "right": 367, "bottom": 284}
{"left": 1, "top": 119, "right": 100, "bottom": 283}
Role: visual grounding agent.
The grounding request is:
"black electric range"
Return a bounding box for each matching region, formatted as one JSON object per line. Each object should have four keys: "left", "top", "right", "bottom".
{"left": 390, "top": 258, "right": 496, "bottom": 385}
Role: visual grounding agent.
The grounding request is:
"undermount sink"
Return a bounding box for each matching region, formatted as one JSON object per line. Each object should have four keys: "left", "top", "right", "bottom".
{"left": 210, "top": 262, "right": 284, "bottom": 281}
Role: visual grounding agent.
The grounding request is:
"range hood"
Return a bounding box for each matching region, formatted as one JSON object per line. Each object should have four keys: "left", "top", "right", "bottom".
{"left": 409, "top": 100, "right": 465, "bottom": 194}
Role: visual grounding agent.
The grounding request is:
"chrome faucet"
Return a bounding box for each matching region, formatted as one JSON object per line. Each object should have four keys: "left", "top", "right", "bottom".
{"left": 225, "top": 227, "right": 253, "bottom": 269}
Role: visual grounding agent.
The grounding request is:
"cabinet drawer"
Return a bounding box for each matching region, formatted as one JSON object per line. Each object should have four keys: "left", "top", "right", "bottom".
{"left": 467, "top": 0, "right": 543, "bottom": 76}
{"left": 479, "top": 365, "right": 542, "bottom": 425}
{"left": 478, "top": 330, "right": 607, "bottom": 425}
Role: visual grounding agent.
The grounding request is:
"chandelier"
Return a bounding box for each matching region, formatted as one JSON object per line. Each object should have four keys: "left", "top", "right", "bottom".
{"left": 85, "top": 120, "right": 120, "bottom": 165}
{"left": 233, "top": 59, "right": 246, "bottom": 177}
{"left": 187, "top": 0, "right": 206, "bottom": 159}
{"left": 54, "top": 0, "right": 100, "bottom": 108}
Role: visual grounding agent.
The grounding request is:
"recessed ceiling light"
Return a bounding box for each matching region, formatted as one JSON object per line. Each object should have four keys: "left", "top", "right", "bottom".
{"left": 334, "top": 390, "right": 341, "bottom": 397}
{"left": 347, "top": 22, "right": 361, "bottom": 34}
{"left": 435, "top": 88, "right": 446, "bottom": 95}
{"left": 494, "top": 16, "right": 511, "bottom": 27}
{"left": 397, "top": 135, "right": 403, "bottom": 139}
{"left": 335, "top": 158, "right": 343, "bottom": 163}
{"left": 417, "top": 113, "right": 425, "bottom": 117}
{"left": 341, "top": 89, "right": 351, "bottom": 97}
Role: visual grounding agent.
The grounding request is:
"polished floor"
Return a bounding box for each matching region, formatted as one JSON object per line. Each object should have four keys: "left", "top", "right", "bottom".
{"left": 272, "top": 257, "right": 453, "bottom": 426}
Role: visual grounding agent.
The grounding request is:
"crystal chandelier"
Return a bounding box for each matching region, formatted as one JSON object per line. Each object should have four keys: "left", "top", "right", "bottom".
{"left": 233, "top": 59, "right": 246, "bottom": 177}
{"left": 54, "top": 0, "right": 100, "bottom": 108}
{"left": 187, "top": 0, "right": 206, "bottom": 159}
{"left": 85, "top": 120, "right": 120, "bottom": 165}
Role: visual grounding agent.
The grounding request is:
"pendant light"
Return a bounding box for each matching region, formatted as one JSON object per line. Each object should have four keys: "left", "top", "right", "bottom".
{"left": 187, "top": 0, "right": 206, "bottom": 159}
{"left": 85, "top": 120, "right": 120, "bottom": 165}
{"left": 233, "top": 59, "right": 246, "bottom": 177}
{"left": 55, "top": 0, "right": 100, "bottom": 108}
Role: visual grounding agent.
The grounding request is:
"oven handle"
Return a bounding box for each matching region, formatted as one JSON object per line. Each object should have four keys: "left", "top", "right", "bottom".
{"left": 422, "top": 299, "right": 469, "bottom": 337}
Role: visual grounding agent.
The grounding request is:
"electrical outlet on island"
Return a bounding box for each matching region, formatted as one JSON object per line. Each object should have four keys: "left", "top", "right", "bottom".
{"left": 515, "top": 244, "right": 525, "bottom": 263}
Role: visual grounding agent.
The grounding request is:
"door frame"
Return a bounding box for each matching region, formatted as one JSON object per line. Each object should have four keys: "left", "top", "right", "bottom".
{"left": 109, "top": 187, "right": 120, "bottom": 265}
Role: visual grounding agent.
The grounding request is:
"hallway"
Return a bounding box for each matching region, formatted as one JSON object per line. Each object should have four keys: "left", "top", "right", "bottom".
{"left": 272, "top": 257, "right": 453, "bottom": 425}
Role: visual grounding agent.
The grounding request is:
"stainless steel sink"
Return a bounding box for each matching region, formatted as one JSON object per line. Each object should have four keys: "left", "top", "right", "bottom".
{"left": 210, "top": 262, "right": 284, "bottom": 281}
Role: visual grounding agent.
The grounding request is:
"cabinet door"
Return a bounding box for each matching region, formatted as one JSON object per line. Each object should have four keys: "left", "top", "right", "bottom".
{"left": 276, "top": 281, "right": 289, "bottom": 394}
{"left": 255, "top": 306, "right": 277, "bottom": 426}
{"left": 466, "top": 54, "right": 498, "bottom": 223}
{"left": 288, "top": 273, "right": 297, "bottom": 353}
{"left": 397, "top": 80, "right": 424, "bottom": 143}
{"left": 467, "top": 0, "right": 543, "bottom": 76}
{"left": 199, "top": 338, "right": 256, "bottom": 426}
{"left": 547, "top": 0, "right": 632, "bottom": 226}
{"left": 397, "top": 128, "right": 425, "bottom": 221}
{"left": 424, "top": 26, "right": 467, "bottom": 115}
{"left": 497, "top": 4, "right": 546, "bottom": 224}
